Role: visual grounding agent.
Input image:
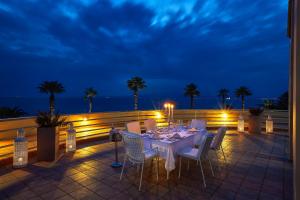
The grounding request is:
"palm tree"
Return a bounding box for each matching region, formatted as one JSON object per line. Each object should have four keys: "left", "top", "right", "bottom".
{"left": 218, "top": 88, "right": 229, "bottom": 108}
{"left": 127, "top": 77, "right": 146, "bottom": 110}
{"left": 184, "top": 83, "right": 200, "bottom": 109}
{"left": 235, "top": 86, "right": 252, "bottom": 110}
{"left": 84, "top": 87, "right": 97, "bottom": 113}
{"left": 38, "top": 81, "right": 65, "bottom": 115}
{"left": 0, "top": 106, "right": 26, "bottom": 119}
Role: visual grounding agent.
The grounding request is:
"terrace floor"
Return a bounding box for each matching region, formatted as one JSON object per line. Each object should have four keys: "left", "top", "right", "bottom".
{"left": 0, "top": 132, "right": 293, "bottom": 200}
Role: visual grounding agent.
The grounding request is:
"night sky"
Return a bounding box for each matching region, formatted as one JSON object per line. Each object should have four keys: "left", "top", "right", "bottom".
{"left": 0, "top": 0, "right": 289, "bottom": 98}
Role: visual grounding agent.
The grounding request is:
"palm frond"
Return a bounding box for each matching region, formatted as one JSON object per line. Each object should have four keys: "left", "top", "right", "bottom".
{"left": 184, "top": 83, "right": 200, "bottom": 97}
{"left": 36, "top": 112, "right": 66, "bottom": 127}
{"left": 38, "top": 81, "right": 65, "bottom": 94}
{"left": 127, "top": 77, "right": 146, "bottom": 92}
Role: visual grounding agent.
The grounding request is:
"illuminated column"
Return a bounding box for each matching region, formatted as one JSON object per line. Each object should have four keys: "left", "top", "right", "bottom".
{"left": 13, "top": 128, "right": 28, "bottom": 168}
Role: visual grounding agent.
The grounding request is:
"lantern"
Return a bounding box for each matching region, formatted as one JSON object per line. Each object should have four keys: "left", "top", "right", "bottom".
{"left": 13, "top": 128, "right": 28, "bottom": 168}
{"left": 237, "top": 115, "right": 244, "bottom": 132}
{"left": 66, "top": 123, "right": 76, "bottom": 152}
{"left": 266, "top": 115, "right": 273, "bottom": 133}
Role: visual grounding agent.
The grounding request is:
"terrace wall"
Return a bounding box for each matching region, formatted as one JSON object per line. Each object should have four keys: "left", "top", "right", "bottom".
{"left": 0, "top": 109, "right": 288, "bottom": 164}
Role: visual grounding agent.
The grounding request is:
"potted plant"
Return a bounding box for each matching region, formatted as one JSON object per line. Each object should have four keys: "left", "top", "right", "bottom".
{"left": 248, "top": 108, "right": 264, "bottom": 134}
{"left": 36, "top": 112, "right": 66, "bottom": 162}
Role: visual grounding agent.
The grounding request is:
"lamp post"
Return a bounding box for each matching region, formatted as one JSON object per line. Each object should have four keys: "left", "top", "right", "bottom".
{"left": 109, "top": 126, "right": 122, "bottom": 168}
{"left": 13, "top": 128, "right": 28, "bottom": 168}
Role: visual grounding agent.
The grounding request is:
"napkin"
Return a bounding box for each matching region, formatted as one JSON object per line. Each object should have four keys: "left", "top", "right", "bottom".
{"left": 172, "top": 133, "right": 182, "bottom": 139}
{"left": 188, "top": 128, "right": 198, "bottom": 132}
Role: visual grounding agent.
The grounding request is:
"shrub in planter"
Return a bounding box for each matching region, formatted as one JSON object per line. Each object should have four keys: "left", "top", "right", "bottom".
{"left": 36, "top": 112, "right": 66, "bottom": 162}
{"left": 248, "top": 108, "right": 264, "bottom": 134}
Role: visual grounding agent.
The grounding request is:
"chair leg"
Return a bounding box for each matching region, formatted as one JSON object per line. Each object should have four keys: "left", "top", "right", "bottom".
{"left": 156, "top": 156, "right": 159, "bottom": 181}
{"left": 208, "top": 159, "right": 214, "bottom": 177}
{"left": 178, "top": 157, "right": 182, "bottom": 179}
{"left": 120, "top": 155, "right": 127, "bottom": 180}
{"left": 199, "top": 160, "right": 206, "bottom": 188}
{"left": 139, "top": 163, "right": 144, "bottom": 191}
{"left": 221, "top": 145, "right": 227, "bottom": 163}
{"left": 213, "top": 150, "right": 220, "bottom": 170}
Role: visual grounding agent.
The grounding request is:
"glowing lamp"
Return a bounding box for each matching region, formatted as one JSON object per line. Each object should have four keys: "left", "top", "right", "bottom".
{"left": 13, "top": 128, "right": 28, "bottom": 168}
{"left": 66, "top": 123, "right": 76, "bottom": 152}
{"left": 164, "top": 103, "right": 168, "bottom": 109}
{"left": 266, "top": 115, "right": 273, "bottom": 133}
{"left": 237, "top": 115, "right": 244, "bottom": 132}
{"left": 222, "top": 113, "right": 228, "bottom": 120}
{"left": 155, "top": 112, "right": 162, "bottom": 119}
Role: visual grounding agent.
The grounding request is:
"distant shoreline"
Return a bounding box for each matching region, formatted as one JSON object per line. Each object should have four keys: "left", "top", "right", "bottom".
{"left": 0, "top": 96, "right": 267, "bottom": 116}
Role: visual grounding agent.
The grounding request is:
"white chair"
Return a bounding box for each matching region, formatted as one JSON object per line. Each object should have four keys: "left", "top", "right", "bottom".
{"left": 190, "top": 119, "right": 207, "bottom": 131}
{"left": 144, "top": 119, "right": 157, "bottom": 132}
{"left": 126, "top": 121, "right": 141, "bottom": 134}
{"left": 191, "top": 120, "right": 207, "bottom": 146}
{"left": 178, "top": 134, "right": 214, "bottom": 188}
{"left": 210, "top": 127, "right": 227, "bottom": 164}
{"left": 120, "top": 132, "right": 159, "bottom": 191}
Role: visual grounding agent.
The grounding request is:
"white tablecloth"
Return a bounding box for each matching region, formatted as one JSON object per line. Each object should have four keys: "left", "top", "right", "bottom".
{"left": 143, "top": 130, "right": 206, "bottom": 172}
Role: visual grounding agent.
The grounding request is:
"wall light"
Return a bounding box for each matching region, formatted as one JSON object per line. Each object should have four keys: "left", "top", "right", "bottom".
{"left": 222, "top": 112, "right": 228, "bottom": 120}
{"left": 155, "top": 111, "right": 162, "bottom": 119}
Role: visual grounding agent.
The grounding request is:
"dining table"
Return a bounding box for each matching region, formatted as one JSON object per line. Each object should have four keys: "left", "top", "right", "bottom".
{"left": 142, "top": 126, "right": 208, "bottom": 179}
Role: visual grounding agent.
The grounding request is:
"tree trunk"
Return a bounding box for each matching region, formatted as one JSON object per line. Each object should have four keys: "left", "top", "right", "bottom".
{"left": 222, "top": 96, "right": 225, "bottom": 108}
{"left": 242, "top": 96, "right": 245, "bottom": 110}
{"left": 134, "top": 91, "right": 138, "bottom": 110}
{"left": 89, "top": 98, "right": 93, "bottom": 113}
{"left": 190, "top": 96, "right": 194, "bottom": 109}
{"left": 50, "top": 93, "right": 55, "bottom": 115}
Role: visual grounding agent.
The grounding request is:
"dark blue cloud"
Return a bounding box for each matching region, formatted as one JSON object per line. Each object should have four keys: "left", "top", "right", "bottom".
{"left": 0, "top": 0, "right": 289, "bottom": 98}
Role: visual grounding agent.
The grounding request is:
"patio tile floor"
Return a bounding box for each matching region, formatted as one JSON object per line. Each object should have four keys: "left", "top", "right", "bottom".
{"left": 0, "top": 132, "right": 293, "bottom": 199}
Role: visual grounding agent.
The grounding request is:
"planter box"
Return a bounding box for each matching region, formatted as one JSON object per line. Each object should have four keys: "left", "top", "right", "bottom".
{"left": 248, "top": 115, "right": 262, "bottom": 134}
{"left": 37, "top": 127, "right": 59, "bottom": 162}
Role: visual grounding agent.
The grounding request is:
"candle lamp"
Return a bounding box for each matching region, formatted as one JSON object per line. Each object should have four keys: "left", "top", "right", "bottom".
{"left": 13, "top": 128, "right": 28, "bottom": 168}
{"left": 266, "top": 115, "right": 273, "bottom": 133}
{"left": 66, "top": 123, "right": 76, "bottom": 152}
{"left": 237, "top": 115, "right": 245, "bottom": 132}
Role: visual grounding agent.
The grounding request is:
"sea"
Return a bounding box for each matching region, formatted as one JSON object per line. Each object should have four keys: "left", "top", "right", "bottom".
{"left": 0, "top": 96, "right": 266, "bottom": 116}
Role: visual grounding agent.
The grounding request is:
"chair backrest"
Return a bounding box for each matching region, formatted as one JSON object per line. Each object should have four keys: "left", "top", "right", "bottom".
{"left": 144, "top": 119, "right": 157, "bottom": 132}
{"left": 191, "top": 119, "right": 207, "bottom": 130}
{"left": 122, "top": 132, "right": 144, "bottom": 163}
{"left": 126, "top": 121, "right": 141, "bottom": 134}
{"left": 197, "top": 134, "right": 214, "bottom": 160}
{"left": 193, "top": 132, "right": 206, "bottom": 146}
{"left": 210, "top": 127, "right": 227, "bottom": 149}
